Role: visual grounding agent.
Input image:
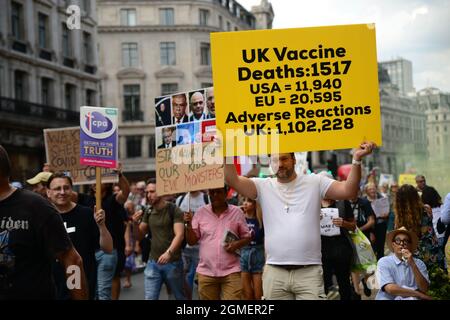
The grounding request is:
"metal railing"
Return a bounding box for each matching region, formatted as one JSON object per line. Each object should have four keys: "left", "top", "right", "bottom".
{"left": 0, "top": 96, "right": 79, "bottom": 122}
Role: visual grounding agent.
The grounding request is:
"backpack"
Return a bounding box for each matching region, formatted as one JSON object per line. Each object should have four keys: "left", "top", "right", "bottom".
{"left": 176, "top": 192, "right": 209, "bottom": 208}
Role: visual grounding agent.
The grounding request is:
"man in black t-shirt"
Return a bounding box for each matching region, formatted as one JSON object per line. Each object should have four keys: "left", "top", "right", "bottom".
{"left": 46, "top": 172, "right": 113, "bottom": 300}
{"left": 0, "top": 145, "right": 88, "bottom": 300}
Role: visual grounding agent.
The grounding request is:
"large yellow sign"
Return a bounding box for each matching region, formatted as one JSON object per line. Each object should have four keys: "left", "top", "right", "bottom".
{"left": 211, "top": 24, "right": 381, "bottom": 156}
{"left": 398, "top": 174, "right": 417, "bottom": 186}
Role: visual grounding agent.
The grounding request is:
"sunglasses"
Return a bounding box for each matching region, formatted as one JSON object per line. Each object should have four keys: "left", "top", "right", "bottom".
{"left": 393, "top": 238, "right": 410, "bottom": 245}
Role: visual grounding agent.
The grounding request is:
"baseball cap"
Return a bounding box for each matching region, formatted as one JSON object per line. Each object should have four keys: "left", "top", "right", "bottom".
{"left": 26, "top": 172, "right": 52, "bottom": 185}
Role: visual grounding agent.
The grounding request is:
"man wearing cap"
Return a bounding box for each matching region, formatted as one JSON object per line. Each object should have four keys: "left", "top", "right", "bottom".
{"left": 376, "top": 227, "right": 432, "bottom": 300}
{"left": 27, "top": 171, "right": 52, "bottom": 198}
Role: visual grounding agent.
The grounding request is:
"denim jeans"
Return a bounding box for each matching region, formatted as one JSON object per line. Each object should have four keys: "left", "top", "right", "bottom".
{"left": 95, "top": 249, "right": 117, "bottom": 300}
{"left": 144, "top": 259, "right": 185, "bottom": 300}
{"left": 182, "top": 246, "right": 199, "bottom": 290}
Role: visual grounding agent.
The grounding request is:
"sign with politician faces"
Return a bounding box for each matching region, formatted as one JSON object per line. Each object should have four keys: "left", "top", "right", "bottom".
{"left": 154, "top": 87, "right": 223, "bottom": 196}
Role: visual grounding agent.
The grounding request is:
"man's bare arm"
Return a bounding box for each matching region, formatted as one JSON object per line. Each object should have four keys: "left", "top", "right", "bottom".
{"left": 325, "top": 142, "right": 376, "bottom": 200}
{"left": 56, "top": 247, "right": 89, "bottom": 300}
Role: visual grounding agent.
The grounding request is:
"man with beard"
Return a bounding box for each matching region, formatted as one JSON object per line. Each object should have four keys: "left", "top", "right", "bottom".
{"left": 133, "top": 179, "right": 185, "bottom": 300}
{"left": 224, "top": 142, "right": 376, "bottom": 300}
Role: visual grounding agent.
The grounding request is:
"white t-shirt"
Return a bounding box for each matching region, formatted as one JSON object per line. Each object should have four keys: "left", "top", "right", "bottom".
{"left": 176, "top": 192, "right": 208, "bottom": 213}
{"left": 252, "top": 174, "right": 334, "bottom": 265}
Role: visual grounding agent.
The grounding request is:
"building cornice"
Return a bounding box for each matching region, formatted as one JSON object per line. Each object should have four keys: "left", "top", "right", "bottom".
{"left": 117, "top": 68, "right": 146, "bottom": 79}
{"left": 154, "top": 66, "right": 185, "bottom": 79}
{"left": 194, "top": 66, "right": 212, "bottom": 78}
{"left": 99, "top": 25, "right": 224, "bottom": 33}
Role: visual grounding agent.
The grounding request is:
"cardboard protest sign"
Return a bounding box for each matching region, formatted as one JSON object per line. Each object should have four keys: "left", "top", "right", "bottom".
{"left": 154, "top": 88, "right": 224, "bottom": 195}
{"left": 80, "top": 107, "right": 118, "bottom": 168}
{"left": 370, "top": 197, "right": 390, "bottom": 218}
{"left": 44, "top": 127, "right": 118, "bottom": 185}
{"left": 211, "top": 24, "right": 381, "bottom": 156}
{"left": 320, "top": 208, "right": 340, "bottom": 236}
{"left": 398, "top": 174, "right": 416, "bottom": 186}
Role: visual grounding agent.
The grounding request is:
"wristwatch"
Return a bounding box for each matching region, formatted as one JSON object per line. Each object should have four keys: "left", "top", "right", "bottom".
{"left": 352, "top": 158, "right": 362, "bottom": 165}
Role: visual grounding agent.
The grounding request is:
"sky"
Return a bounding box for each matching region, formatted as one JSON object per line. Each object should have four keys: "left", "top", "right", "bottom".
{"left": 239, "top": 0, "right": 450, "bottom": 92}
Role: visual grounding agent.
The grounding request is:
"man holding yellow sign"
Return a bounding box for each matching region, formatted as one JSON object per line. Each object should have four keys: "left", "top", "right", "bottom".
{"left": 216, "top": 24, "right": 380, "bottom": 300}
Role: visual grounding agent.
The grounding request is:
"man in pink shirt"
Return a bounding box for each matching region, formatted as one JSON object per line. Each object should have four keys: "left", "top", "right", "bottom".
{"left": 185, "top": 186, "right": 251, "bottom": 300}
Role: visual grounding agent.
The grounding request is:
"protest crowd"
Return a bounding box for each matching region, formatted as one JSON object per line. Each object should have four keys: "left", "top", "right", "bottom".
{"left": 1, "top": 142, "right": 449, "bottom": 301}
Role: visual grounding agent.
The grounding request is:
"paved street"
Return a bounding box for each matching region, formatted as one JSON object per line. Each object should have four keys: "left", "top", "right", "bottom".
{"left": 118, "top": 270, "right": 376, "bottom": 300}
{"left": 119, "top": 271, "right": 170, "bottom": 300}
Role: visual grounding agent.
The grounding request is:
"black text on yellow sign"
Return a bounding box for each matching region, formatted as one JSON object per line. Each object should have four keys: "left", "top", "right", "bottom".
{"left": 211, "top": 24, "right": 382, "bottom": 156}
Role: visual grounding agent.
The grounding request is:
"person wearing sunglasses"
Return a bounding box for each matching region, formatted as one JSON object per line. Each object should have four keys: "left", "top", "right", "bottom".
{"left": 376, "top": 227, "right": 432, "bottom": 300}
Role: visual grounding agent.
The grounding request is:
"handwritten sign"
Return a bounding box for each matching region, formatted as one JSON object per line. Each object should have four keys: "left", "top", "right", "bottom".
{"left": 370, "top": 197, "right": 390, "bottom": 218}
{"left": 155, "top": 143, "right": 223, "bottom": 195}
{"left": 320, "top": 208, "right": 340, "bottom": 236}
{"left": 44, "top": 127, "right": 118, "bottom": 185}
{"left": 211, "top": 24, "right": 381, "bottom": 156}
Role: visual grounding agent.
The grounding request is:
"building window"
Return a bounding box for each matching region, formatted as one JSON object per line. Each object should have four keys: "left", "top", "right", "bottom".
{"left": 62, "top": 23, "right": 72, "bottom": 57}
{"left": 120, "top": 9, "right": 136, "bottom": 26}
{"left": 14, "top": 70, "right": 27, "bottom": 101}
{"left": 160, "top": 42, "right": 176, "bottom": 65}
{"left": 11, "top": 1, "right": 24, "bottom": 40}
{"left": 83, "top": 32, "right": 92, "bottom": 63}
{"left": 161, "top": 83, "right": 178, "bottom": 96}
{"left": 199, "top": 9, "right": 209, "bottom": 26}
{"left": 227, "top": 21, "right": 231, "bottom": 31}
{"left": 38, "top": 13, "right": 49, "bottom": 48}
{"left": 436, "top": 126, "right": 439, "bottom": 132}
{"left": 159, "top": 8, "right": 174, "bottom": 25}
{"left": 123, "top": 85, "right": 142, "bottom": 121}
{"left": 64, "top": 83, "right": 76, "bottom": 111}
{"left": 86, "top": 89, "right": 96, "bottom": 106}
{"left": 218, "top": 15, "right": 223, "bottom": 30}
{"left": 122, "top": 43, "right": 138, "bottom": 67}
{"left": 41, "top": 78, "right": 53, "bottom": 106}
{"left": 201, "top": 83, "right": 213, "bottom": 88}
{"left": 126, "top": 136, "right": 142, "bottom": 158}
{"left": 82, "top": 0, "right": 90, "bottom": 15}
{"left": 200, "top": 43, "right": 210, "bottom": 66}
{"left": 148, "top": 135, "right": 155, "bottom": 158}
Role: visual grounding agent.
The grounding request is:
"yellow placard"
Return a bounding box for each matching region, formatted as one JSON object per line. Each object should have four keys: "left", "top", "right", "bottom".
{"left": 211, "top": 24, "right": 382, "bottom": 156}
{"left": 398, "top": 174, "right": 417, "bottom": 186}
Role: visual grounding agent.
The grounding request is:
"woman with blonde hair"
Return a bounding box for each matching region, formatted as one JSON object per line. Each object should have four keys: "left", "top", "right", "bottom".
{"left": 394, "top": 184, "right": 444, "bottom": 270}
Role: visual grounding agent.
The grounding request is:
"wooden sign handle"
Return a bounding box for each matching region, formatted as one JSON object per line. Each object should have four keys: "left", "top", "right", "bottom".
{"left": 96, "top": 167, "right": 102, "bottom": 210}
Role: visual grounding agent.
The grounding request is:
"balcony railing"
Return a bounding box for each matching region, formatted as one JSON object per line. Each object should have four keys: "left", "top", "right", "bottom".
{"left": 0, "top": 96, "right": 79, "bottom": 123}
{"left": 12, "top": 40, "right": 27, "bottom": 53}
{"left": 122, "top": 109, "right": 144, "bottom": 121}
{"left": 39, "top": 49, "right": 52, "bottom": 61}
{"left": 84, "top": 64, "right": 97, "bottom": 74}
{"left": 63, "top": 57, "right": 75, "bottom": 68}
